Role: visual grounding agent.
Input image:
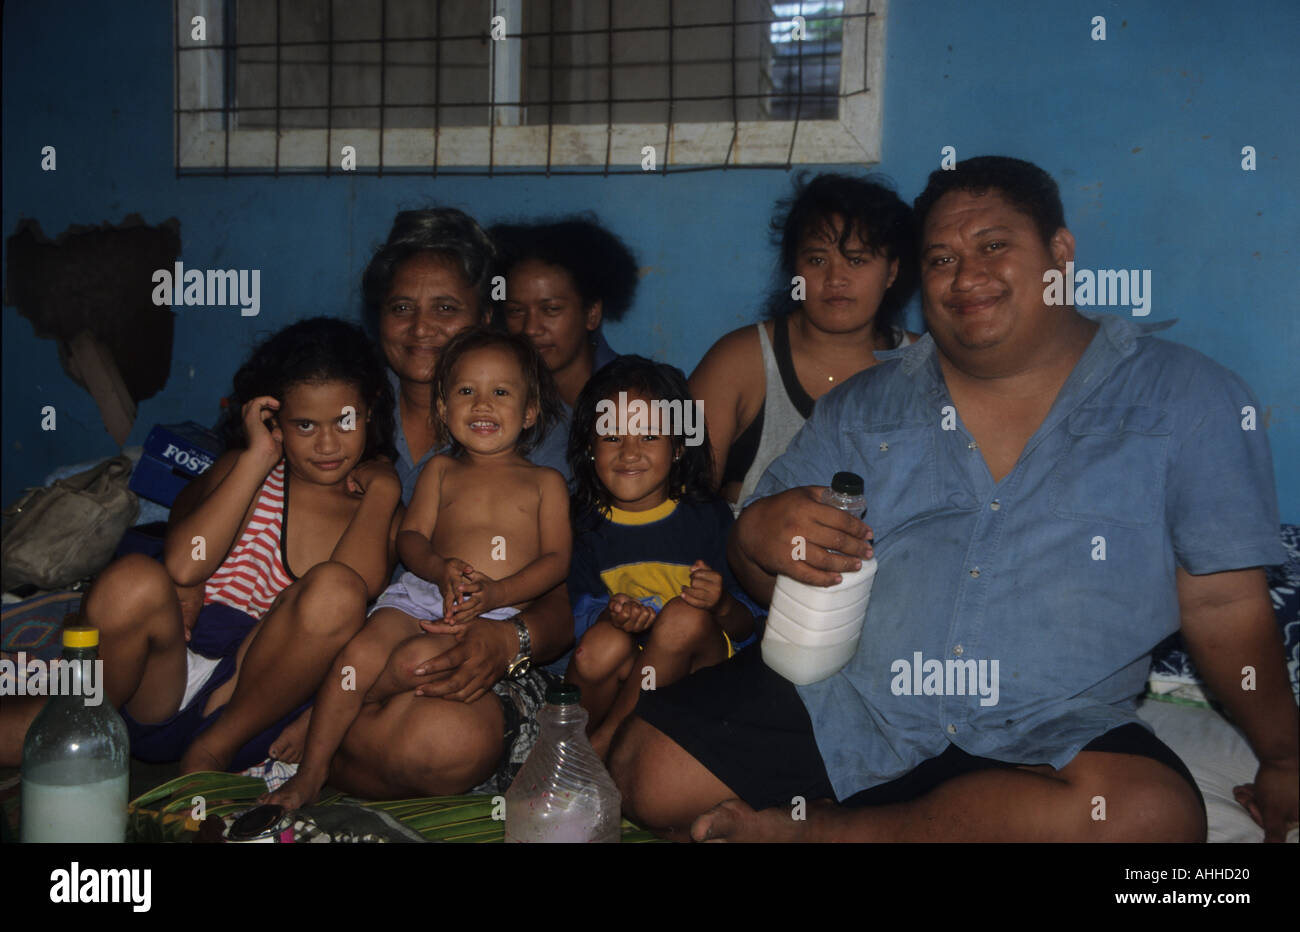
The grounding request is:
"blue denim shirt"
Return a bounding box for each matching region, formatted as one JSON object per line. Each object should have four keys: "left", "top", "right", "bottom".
{"left": 749, "top": 313, "right": 1284, "bottom": 801}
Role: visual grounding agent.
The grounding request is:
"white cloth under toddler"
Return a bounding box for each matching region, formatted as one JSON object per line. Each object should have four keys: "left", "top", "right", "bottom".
{"left": 370, "top": 570, "right": 521, "bottom": 622}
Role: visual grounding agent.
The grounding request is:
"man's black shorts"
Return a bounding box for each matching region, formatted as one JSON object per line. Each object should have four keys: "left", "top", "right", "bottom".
{"left": 636, "top": 646, "right": 1205, "bottom": 813}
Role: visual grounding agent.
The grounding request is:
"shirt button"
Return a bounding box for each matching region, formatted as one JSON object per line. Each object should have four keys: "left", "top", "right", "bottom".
{"left": 879, "top": 442, "right": 889, "bottom": 451}
{"left": 969, "top": 567, "right": 980, "bottom": 578}
{"left": 947, "top": 723, "right": 957, "bottom": 734}
{"left": 990, "top": 500, "right": 1001, "bottom": 511}
{"left": 967, "top": 440, "right": 979, "bottom": 450}
{"left": 953, "top": 644, "right": 964, "bottom": 656}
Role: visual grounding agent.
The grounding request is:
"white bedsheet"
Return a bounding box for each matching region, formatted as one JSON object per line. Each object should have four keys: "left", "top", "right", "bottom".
{"left": 1136, "top": 697, "right": 1298, "bottom": 843}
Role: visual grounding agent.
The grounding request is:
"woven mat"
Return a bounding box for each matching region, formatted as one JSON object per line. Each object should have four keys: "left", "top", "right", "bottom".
{"left": 127, "top": 771, "right": 661, "bottom": 843}
{"left": 1, "top": 592, "right": 81, "bottom": 661}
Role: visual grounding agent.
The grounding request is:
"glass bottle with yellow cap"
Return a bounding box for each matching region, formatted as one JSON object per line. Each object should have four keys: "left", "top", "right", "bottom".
{"left": 21, "top": 626, "right": 129, "bottom": 843}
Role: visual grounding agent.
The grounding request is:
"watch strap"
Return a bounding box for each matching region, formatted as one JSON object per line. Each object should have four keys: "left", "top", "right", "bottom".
{"left": 506, "top": 618, "right": 532, "bottom": 679}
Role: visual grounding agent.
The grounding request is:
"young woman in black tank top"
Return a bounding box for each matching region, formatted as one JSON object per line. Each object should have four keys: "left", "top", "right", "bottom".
{"left": 692, "top": 174, "right": 920, "bottom": 506}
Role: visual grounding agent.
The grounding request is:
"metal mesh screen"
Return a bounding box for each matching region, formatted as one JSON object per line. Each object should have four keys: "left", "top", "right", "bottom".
{"left": 175, "top": 0, "right": 873, "bottom": 175}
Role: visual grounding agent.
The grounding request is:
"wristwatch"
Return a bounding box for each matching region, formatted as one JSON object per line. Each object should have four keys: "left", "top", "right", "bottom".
{"left": 505, "top": 618, "right": 532, "bottom": 680}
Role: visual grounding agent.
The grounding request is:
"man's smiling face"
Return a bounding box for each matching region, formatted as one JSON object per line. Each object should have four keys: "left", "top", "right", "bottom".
{"left": 920, "top": 188, "right": 1074, "bottom": 360}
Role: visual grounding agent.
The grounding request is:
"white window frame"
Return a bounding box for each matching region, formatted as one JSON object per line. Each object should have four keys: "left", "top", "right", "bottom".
{"left": 175, "top": 0, "right": 886, "bottom": 171}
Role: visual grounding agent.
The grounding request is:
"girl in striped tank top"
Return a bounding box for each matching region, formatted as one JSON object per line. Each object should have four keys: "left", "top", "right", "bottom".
{"left": 8, "top": 319, "right": 405, "bottom": 775}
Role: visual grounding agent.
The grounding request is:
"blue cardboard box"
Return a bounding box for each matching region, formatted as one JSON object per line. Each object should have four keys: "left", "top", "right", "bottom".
{"left": 128, "top": 421, "right": 223, "bottom": 506}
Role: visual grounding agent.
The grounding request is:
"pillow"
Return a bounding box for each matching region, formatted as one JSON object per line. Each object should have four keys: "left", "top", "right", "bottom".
{"left": 1147, "top": 524, "right": 1299, "bottom": 707}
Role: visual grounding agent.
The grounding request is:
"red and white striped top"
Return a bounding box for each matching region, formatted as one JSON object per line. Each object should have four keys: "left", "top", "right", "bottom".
{"left": 203, "top": 462, "right": 295, "bottom": 619}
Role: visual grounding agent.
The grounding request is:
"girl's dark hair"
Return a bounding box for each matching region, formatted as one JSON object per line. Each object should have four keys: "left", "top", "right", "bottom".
{"left": 361, "top": 207, "right": 497, "bottom": 334}
{"left": 764, "top": 172, "right": 918, "bottom": 337}
{"left": 567, "top": 355, "right": 714, "bottom": 528}
{"left": 217, "top": 317, "right": 396, "bottom": 462}
{"left": 489, "top": 214, "right": 639, "bottom": 322}
{"left": 431, "top": 327, "right": 561, "bottom": 457}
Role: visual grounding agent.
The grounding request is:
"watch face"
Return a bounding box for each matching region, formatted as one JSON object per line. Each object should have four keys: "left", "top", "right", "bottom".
{"left": 508, "top": 656, "right": 531, "bottom": 680}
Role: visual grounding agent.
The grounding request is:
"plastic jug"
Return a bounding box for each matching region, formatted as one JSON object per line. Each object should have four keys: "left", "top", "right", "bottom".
{"left": 21, "top": 627, "right": 129, "bottom": 842}
{"left": 504, "top": 684, "right": 621, "bottom": 843}
{"left": 762, "top": 472, "right": 877, "bottom": 685}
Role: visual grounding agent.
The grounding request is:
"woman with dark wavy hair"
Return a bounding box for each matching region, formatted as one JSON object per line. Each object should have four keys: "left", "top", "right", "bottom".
{"left": 491, "top": 214, "right": 638, "bottom": 479}
{"left": 216, "top": 316, "right": 396, "bottom": 463}
{"left": 361, "top": 207, "right": 498, "bottom": 502}
{"left": 690, "top": 174, "right": 919, "bottom": 511}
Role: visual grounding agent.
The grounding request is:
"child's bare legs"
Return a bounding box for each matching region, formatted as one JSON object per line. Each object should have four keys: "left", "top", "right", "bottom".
{"left": 180, "top": 562, "right": 368, "bottom": 774}
{"left": 589, "top": 598, "right": 729, "bottom": 759}
{"left": 264, "top": 611, "right": 457, "bottom": 808}
{"left": 262, "top": 606, "right": 414, "bottom": 806}
{"left": 566, "top": 622, "right": 637, "bottom": 735}
{"left": 268, "top": 708, "right": 311, "bottom": 763}
{"left": 0, "top": 554, "right": 187, "bottom": 767}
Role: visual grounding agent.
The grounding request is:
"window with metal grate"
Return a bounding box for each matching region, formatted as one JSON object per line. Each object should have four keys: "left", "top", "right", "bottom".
{"left": 174, "top": 0, "right": 885, "bottom": 175}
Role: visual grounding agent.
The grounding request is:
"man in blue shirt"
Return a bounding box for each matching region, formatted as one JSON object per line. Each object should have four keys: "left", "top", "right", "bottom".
{"left": 610, "top": 156, "right": 1298, "bottom": 842}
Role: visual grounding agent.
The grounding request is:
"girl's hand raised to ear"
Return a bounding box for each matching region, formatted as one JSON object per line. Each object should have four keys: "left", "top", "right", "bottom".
{"left": 241, "top": 395, "right": 283, "bottom": 467}
{"left": 345, "top": 457, "right": 400, "bottom": 497}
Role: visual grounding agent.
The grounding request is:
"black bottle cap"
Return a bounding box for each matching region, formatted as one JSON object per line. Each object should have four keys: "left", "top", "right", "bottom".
{"left": 831, "top": 471, "right": 864, "bottom": 496}
{"left": 546, "top": 684, "right": 581, "bottom": 705}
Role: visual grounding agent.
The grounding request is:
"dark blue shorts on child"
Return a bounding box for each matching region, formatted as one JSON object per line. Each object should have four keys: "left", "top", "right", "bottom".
{"left": 119, "top": 601, "right": 311, "bottom": 772}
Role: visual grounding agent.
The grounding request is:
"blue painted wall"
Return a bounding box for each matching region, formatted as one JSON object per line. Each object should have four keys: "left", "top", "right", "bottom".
{"left": 5, "top": 1, "right": 1298, "bottom": 520}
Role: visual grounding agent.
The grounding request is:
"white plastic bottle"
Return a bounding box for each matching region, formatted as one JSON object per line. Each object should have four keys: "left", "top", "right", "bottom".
{"left": 21, "top": 627, "right": 130, "bottom": 843}
{"left": 762, "top": 471, "right": 877, "bottom": 685}
{"left": 504, "top": 684, "right": 621, "bottom": 843}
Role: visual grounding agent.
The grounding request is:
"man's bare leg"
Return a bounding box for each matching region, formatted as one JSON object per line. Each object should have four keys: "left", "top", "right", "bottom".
{"left": 609, "top": 716, "right": 740, "bottom": 843}
{"left": 612, "top": 714, "right": 1206, "bottom": 842}
{"left": 692, "top": 752, "right": 1205, "bottom": 842}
